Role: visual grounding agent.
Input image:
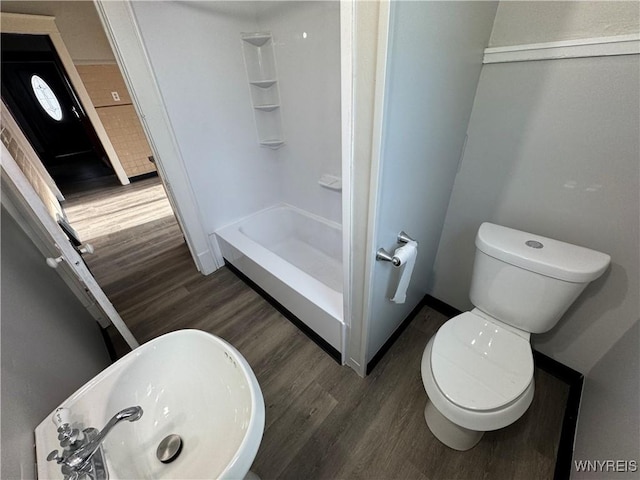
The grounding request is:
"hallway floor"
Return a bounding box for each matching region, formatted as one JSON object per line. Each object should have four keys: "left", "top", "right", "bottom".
{"left": 64, "top": 177, "right": 569, "bottom": 479}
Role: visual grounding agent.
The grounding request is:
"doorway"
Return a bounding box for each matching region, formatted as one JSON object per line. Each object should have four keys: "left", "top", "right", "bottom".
{"left": 1, "top": 33, "right": 117, "bottom": 192}
{"left": 0, "top": 9, "right": 189, "bottom": 356}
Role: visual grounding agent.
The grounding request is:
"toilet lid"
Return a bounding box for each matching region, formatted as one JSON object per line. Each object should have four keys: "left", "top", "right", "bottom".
{"left": 431, "top": 312, "right": 534, "bottom": 411}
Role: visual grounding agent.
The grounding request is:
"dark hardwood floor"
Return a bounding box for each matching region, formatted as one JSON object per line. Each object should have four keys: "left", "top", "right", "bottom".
{"left": 64, "top": 177, "right": 569, "bottom": 479}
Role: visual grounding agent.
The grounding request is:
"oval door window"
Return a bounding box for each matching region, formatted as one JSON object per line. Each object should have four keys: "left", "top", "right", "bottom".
{"left": 30, "top": 75, "right": 63, "bottom": 121}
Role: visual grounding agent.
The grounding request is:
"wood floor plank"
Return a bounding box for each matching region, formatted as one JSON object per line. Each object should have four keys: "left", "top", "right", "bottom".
{"left": 64, "top": 178, "right": 570, "bottom": 480}
{"left": 254, "top": 380, "right": 339, "bottom": 479}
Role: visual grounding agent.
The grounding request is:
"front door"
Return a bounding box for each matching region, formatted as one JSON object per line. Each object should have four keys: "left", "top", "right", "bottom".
{"left": 1, "top": 33, "right": 115, "bottom": 188}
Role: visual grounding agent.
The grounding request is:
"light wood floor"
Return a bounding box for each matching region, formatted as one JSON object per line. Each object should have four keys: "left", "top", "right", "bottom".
{"left": 64, "top": 178, "right": 569, "bottom": 480}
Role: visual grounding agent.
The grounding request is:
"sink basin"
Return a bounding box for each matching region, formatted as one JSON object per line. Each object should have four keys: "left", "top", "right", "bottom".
{"left": 35, "top": 330, "right": 265, "bottom": 479}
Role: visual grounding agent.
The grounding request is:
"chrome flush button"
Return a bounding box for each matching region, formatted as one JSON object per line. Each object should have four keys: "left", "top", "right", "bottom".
{"left": 525, "top": 240, "right": 544, "bottom": 249}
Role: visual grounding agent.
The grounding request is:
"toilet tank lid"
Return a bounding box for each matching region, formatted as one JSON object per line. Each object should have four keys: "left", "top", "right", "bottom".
{"left": 475, "top": 223, "right": 610, "bottom": 283}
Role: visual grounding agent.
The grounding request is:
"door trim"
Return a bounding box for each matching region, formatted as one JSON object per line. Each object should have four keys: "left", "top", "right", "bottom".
{"left": 1, "top": 12, "right": 130, "bottom": 186}
{"left": 337, "top": 1, "right": 392, "bottom": 376}
{"left": 1, "top": 141, "right": 138, "bottom": 349}
{"left": 340, "top": 0, "right": 355, "bottom": 365}
{"left": 93, "top": 1, "right": 216, "bottom": 275}
{"left": 360, "top": 0, "right": 392, "bottom": 373}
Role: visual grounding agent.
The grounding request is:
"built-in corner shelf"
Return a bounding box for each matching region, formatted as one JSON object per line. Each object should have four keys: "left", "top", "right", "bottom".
{"left": 242, "top": 33, "right": 272, "bottom": 47}
{"left": 241, "top": 32, "right": 284, "bottom": 149}
{"left": 254, "top": 105, "right": 279, "bottom": 112}
{"left": 250, "top": 80, "right": 277, "bottom": 88}
{"left": 260, "top": 140, "right": 285, "bottom": 148}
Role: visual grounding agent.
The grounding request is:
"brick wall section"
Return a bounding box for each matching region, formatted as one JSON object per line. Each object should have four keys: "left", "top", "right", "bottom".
{"left": 76, "top": 64, "right": 132, "bottom": 107}
{"left": 0, "top": 118, "right": 63, "bottom": 221}
{"left": 97, "top": 105, "right": 154, "bottom": 178}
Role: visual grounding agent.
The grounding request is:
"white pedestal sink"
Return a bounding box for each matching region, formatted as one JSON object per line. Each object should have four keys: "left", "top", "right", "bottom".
{"left": 35, "top": 330, "right": 265, "bottom": 479}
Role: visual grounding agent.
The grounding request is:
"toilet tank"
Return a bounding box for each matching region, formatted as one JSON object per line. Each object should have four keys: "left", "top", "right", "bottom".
{"left": 469, "top": 223, "right": 610, "bottom": 334}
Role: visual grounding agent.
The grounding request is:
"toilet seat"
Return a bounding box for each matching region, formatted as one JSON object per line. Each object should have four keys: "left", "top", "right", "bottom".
{"left": 431, "top": 312, "right": 534, "bottom": 411}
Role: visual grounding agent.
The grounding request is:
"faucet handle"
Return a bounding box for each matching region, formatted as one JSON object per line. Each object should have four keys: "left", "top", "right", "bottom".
{"left": 53, "top": 408, "right": 84, "bottom": 447}
{"left": 47, "top": 450, "right": 64, "bottom": 464}
{"left": 58, "top": 427, "right": 83, "bottom": 448}
{"left": 52, "top": 408, "right": 71, "bottom": 428}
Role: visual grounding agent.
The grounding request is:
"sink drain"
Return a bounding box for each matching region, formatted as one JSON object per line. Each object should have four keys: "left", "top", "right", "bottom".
{"left": 156, "top": 434, "right": 183, "bottom": 463}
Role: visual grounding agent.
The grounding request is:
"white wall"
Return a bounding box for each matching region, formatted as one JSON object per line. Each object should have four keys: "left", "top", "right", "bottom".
{"left": 131, "top": 1, "right": 281, "bottom": 236}
{"left": 0, "top": 0, "right": 116, "bottom": 63}
{"left": 364, "top": 1, "right": 498, "bottom": 363}
{"left": 130, "top": 1, "right": 342, "bottom": 248}
{"left": 431, "top": 55, "right": 639, "bottom": 373}
{"left": 1, "top": 207, "right": 111, "bottom": 479}
{"left": 260, "top": 2, "right": 342, "bottom": 224}
{"left": 489, "top": 1, "right": 640, "bottom": 47}
{"left": 572, "top": 320, "right": 639, "bottom": 479}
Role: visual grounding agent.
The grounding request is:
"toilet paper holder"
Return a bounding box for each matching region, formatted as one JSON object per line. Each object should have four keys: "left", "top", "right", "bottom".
{"left": 376, "top": 231, "right": 416, "bottom": 266}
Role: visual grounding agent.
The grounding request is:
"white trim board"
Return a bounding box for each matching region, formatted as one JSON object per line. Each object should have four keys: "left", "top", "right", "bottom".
{"left": 484, "top": 33, "right": 640, "bottom": 64}
{"left": 357, "top": 0, "right": 391, "bottom": 377}
{"left": 340, "top": 0, "right": 355, "bottom": 366}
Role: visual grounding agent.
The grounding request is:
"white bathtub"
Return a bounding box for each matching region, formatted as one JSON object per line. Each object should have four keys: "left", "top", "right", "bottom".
{"left": 214, "top": 205, "right": 343, "bottom": 354}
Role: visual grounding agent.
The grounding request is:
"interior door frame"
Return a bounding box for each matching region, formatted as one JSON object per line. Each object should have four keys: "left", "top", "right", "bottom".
{"left": 94, "top": 1, "right": 216, "bottom": 275}
{"left": 340, "top": 0, "right": 355, "bottom": 366}
{"left": 343, "top": 1, "right": 392, "bottom": 376}
{"left": 1, "top": 12, "right": 130, "bottom": 186}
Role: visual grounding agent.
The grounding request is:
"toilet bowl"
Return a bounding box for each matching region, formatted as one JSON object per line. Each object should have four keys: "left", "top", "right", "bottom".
{"left": 420, "top": 310, "right": 535, "bottom": 450}
{"left": 421, "top": 223, "right": 610, "bottom": 450}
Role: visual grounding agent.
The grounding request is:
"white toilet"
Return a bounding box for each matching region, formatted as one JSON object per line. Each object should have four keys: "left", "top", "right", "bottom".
{"left": 421, "top": 222, "right": 610, "bottom": 451}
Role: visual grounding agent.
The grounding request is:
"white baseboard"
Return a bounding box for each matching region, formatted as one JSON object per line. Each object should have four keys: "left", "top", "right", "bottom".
{"left": 197, "top": 249, "right": 219, "bottom": 275}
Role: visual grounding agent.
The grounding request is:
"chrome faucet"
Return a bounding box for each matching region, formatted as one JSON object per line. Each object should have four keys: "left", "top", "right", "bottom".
{"left": 48, "top": 406, "right": 143, "bottom": 480}
{"left": 65, "top": 406, "right": 143, "bottom": 470}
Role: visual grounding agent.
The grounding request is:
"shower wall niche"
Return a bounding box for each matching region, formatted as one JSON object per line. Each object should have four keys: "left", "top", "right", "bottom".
{"left": 241, "top": 32, "right": 284, "bottom": 149}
